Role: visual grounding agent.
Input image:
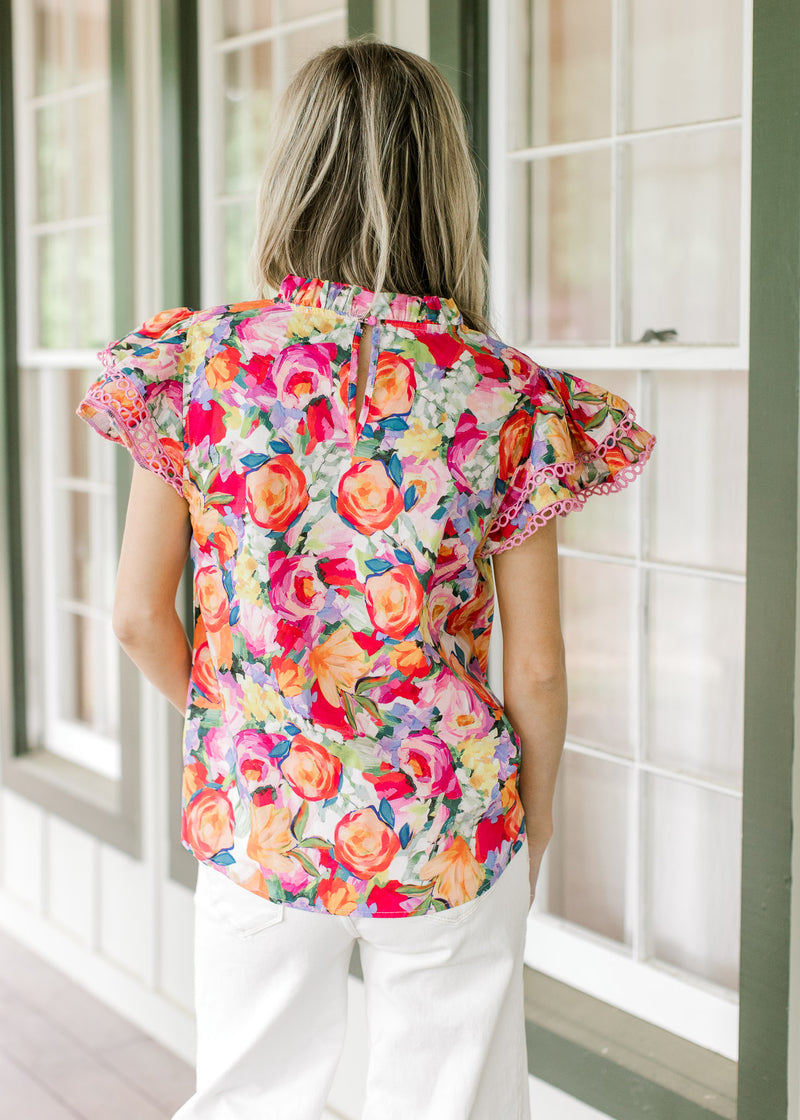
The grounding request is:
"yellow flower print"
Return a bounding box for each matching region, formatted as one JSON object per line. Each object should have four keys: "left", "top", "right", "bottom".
{"left": 242, "top": 679, "right": 286, "bottom": 724}
{"left": 287, "top": 307, "right": 341, "bottom": 337}
{"left": 397, "top": 417, "right": 442, "bottom": 458}
{"left": 419, "top": 835, "right": 484, "bottom": 906}
{"left": 459, "top": 733, "right": 500, "bottom": 798}
{"left": 247, "top": 802, "right": 297, "bottom": 876}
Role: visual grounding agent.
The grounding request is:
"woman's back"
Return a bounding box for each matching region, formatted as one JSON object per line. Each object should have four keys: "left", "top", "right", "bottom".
{"left": 77, "top": 269, "right": 655, "bottom": 917}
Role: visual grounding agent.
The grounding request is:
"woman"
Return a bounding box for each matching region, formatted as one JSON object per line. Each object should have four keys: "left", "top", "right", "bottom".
{"left": 76, "top": 37, "right": 656, "bottom": 1120}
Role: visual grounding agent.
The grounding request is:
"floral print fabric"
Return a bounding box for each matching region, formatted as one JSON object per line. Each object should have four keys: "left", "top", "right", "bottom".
{"left": 76, "top": 274, "right": 657, "bottom": 917}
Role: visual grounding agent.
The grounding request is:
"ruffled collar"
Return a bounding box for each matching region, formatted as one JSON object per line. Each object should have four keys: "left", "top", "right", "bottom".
{"left": 277, "top": 273, "right": 463, "bottom": 327}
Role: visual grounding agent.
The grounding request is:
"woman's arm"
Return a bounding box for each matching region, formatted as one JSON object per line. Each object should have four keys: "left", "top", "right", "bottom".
{"left": 111, "top": 464, "right": 193, "bottom": 715}
{"left": 492, "top": 516, "right": 568, "bottom": 902}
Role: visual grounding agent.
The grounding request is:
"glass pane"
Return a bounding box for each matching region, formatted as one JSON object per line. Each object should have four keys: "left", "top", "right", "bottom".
{"left": 648, "top": 571, "right": 745, "bottom": 789}
{"left": 646, "top": 774, "right": 741, "bottom": 990}
{"left": 36, "top": 103, "right": 71, "bottom": 223}
{"left": 547, "top": 751, "right": 631, "bottom": 944}
{"left": 34, "top": 0, "right": 68, "bottom": 95}
{"left": 76, "top": 91, "right": 110, "bottom": 218}
{"left": 59, "top": 491, "right": 92, "bottom": 603}
{"left": 559, "top": 369, "right": 641, "bottom": 557}
{"left": 38, "top": 232, "right": 73, "bottom": 348}
{"left": 514, "top": 0, "right": 612, "bottom": 148}
{"left": 622, "top": 126, "right": 741, "bottom": 346}
{"left": 627, "top": 0, "right": 743, "bottom": 132}
{"left": 279, "top": 17, "right": 348, "bottom": 88}
{"left": 221, "top": 200, "right": 257, "bottom": 303}
{"left": 74, "top": 0, "right": 109, "bottom": 84}
{"left": 222, "top": 0, "right": 274, "bottom": 37}
{"left": 511, "top": 150, "right": 611, "bottom": 344}
{"left": 649, "top": 370, "right": 748, "bottom": 573}
{"left": 223, "top": 44, "right": 274, "bottom": 195}
{"left": 58, "top": 610, "right": 96, "bottom": 725}
{"left": 75, "top": 223, "right": 111, "bottom": 349}
{"left": 65, "top": 371, "right": 92, "bottom": 477}
{"left": 560, "top": 556, "right": 636, "bottom": 756}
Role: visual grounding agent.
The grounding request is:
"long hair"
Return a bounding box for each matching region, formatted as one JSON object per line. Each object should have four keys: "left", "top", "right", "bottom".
{"left": 248, "top": 36, "right": 492, "bottom": 335}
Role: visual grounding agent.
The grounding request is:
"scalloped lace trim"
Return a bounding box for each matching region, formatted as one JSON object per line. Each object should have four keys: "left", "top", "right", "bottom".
{"left": 78, "top": 365, "right": 184, "bottom": 496}
{"left": 485, "top": 418, "right": 657, "bottom": 556}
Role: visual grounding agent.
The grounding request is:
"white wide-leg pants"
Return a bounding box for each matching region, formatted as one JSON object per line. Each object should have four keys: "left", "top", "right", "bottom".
{"left": 171, "top": 840, "right": 532, "bottom": 1120}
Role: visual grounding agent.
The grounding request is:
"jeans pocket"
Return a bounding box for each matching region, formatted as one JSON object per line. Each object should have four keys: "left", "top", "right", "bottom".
{"left": 424, "top": 892, "right": 484, "bottom": 925}
{"left": 195, "top": 860, "right": 284, "bottom": 937}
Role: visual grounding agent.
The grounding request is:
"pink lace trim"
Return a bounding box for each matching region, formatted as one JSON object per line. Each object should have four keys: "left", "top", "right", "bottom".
{"left": 77, "top": 364, "right": 184, "bottom": 496}
{"left": 484, "top": 416, "right": 657, "bottom": 556}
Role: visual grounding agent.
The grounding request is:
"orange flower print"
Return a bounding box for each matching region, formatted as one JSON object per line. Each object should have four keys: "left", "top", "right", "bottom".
{"left": 366, "top": 352, "right": 416, "bottom": 421}
{"left": 195, "top": 565, "right": 229, "bottom": 631}
{"left": 337, "top": 460, "right": 403, "bottom": 535}
{"left": 334, "top": 808, "right": 401, "bottom": 878}
{"left": 206, "top": 346, "right": 241, "bottom": 391}
{"left": 604, "top": 443, "right": 632, "bottom": 474}
{"left": 181, "top": 786, "right": 235, "bottom": 860}
{"left": 316, "top": 875, "right": 359, "bottom": 916}
{"left": 247, "top": 801, "right": 298, "bottom": 876}
{"left": 246, "top": 455, "right": 309, "bottom": 531}
{"left": 498, "top": 409, "right": 533, "bottom": 481}
{"left": 365, "top": 564, "right": 424, "bottom": 638}
{"left": 419, "top": 835, "right": 485, "bottom": 906}
{"left": 282, "top": 734, "right": 342, "bottom": 801}
{"left": 308, "top": 624, "right": 372, "bottom": 706}
{"left": 138, "top": 306, "right": 191, "bottom": 338}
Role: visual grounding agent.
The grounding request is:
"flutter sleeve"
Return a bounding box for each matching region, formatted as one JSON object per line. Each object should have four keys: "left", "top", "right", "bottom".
{"left": 483, "top": 363, "right": 657, "bottom": 555}
{"left": 75, "top": 306, "right": 196, "bottom": 496}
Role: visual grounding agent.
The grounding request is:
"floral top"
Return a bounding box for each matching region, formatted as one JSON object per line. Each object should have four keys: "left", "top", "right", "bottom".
{"left": 76, "top": 274, "right": 657, "bottom": 918}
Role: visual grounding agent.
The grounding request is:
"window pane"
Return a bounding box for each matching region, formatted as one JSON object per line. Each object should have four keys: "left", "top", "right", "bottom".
{"left": 627, "top": 0, "right": 743, "bottom": 132}
{"left": 34, "top": 0, "right": 68, "bottom": 95}
{"left": 560, "top": 556, "right": 636, "bottom": 756}
{"left": 60, "top": 492, "right": 93, "bottom": 603}
{"left": 646, "top": 774, "right": 741, "bottom": 990}
{"left": 38, "top": 231, "right": 73, "bottom": 348}
{"left": 223, "top": 44, "right": 274, "bottom": 196}
{"left": 58, "top": 610, "right": 96, "bottom": 725}
{"left": 649, "top": 370, "right": 748, "bottom": 572}
{"left": 280, "top": 18, "right": 348, "bottom": 89}
{"left": 547, "top": 751, "right": 631, "bottom": 944}
{"left": 221, "top": 200, "right": 257, "bottom": 303}
{"left": 222, "top": 0, "right": 274, "bottom": 37}
{"left": 75, "top": 223, "right": 111, "bottom": 349}
{"left": 64, "top": 372, "right": 92, "bottom": 477}
{"left": 647, "top": 571, "right": 745, "bottom": 789}
{"left": 36, "top": 102, "right": 71, "bottom": 223}
{"left": 514, "top": 0, "right": 612, "bottom": 148}
{"left": 75, "top": 0, "right": 109, "bottom": 84}
{"left": 76, "top": 91, "right": 110, "bottom": 218}
{"left": 622, "top": 127, "right": 741, "bottom": 346}
{"left": 559, "top": 369, "right": 642, "bottom": 557}
{"left": 511, "top": 150, "right": 611, "bottom": 344}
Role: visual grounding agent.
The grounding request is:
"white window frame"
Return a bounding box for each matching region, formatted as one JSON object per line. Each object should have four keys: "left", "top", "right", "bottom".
{"left": 198, "top": 0, "right": 348, "bottom": 309}
{"left": 12, "top": 0, "right": 120, "bottom": 780}
{"left": 488, "top": 0, "right": 753, "bottom": 1061}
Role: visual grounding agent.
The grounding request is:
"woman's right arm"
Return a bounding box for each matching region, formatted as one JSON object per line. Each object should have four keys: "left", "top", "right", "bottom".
{"left": 492, "top": 515, "right": 568, "bottom": 905}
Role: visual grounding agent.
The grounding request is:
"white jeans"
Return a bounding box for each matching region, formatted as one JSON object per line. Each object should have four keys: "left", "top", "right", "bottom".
{"left": 171, "top": 840, "right": 532, "bottom": 1120}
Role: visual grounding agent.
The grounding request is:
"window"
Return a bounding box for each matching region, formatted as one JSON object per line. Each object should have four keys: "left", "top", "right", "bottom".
{"left": 13, "top": 0, "right": 120, "bottom": 779}
{"left": 489, "top": 0, "right": 750, "bottom": 1059}
{"left": 198, "top": 0, "right": 348, "bottom": 306}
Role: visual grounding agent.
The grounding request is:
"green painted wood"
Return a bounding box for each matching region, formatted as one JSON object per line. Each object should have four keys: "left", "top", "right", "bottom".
{"left": 0, "top": 0, "right": 27, "bottom": 760}
{"left": 160, "top": 0, "right": 201, "bottom": 311}
{"left": 347, "top": 0, "right": 375, "bottom": 39}
{"left": 737, "top": 1, "right": 800, "bottom": 1116}
{"left": 429, "top": 0, "right": 489, "bottom": 305}
{"left": 160, "top": 0, "right": 204, "bottom": 890}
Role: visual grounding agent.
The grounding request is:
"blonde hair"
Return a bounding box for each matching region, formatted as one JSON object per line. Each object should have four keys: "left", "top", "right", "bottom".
{"left": 248, "top": 36, "right": 492, "bottom": 335}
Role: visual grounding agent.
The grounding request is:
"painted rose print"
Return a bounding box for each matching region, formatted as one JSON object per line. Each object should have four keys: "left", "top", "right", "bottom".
{"left": 76, "top": 274, "right": 656, "bottom": 917}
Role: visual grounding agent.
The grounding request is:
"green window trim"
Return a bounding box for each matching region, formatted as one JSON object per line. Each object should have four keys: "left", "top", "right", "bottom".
{"left": 0, "top": 0, "right": 142, "bottom": 859}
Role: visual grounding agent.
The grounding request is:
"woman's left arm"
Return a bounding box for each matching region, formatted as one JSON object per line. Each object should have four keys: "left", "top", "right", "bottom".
{"left": 111, "top": 463, "right": 193, "bottom": 715}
